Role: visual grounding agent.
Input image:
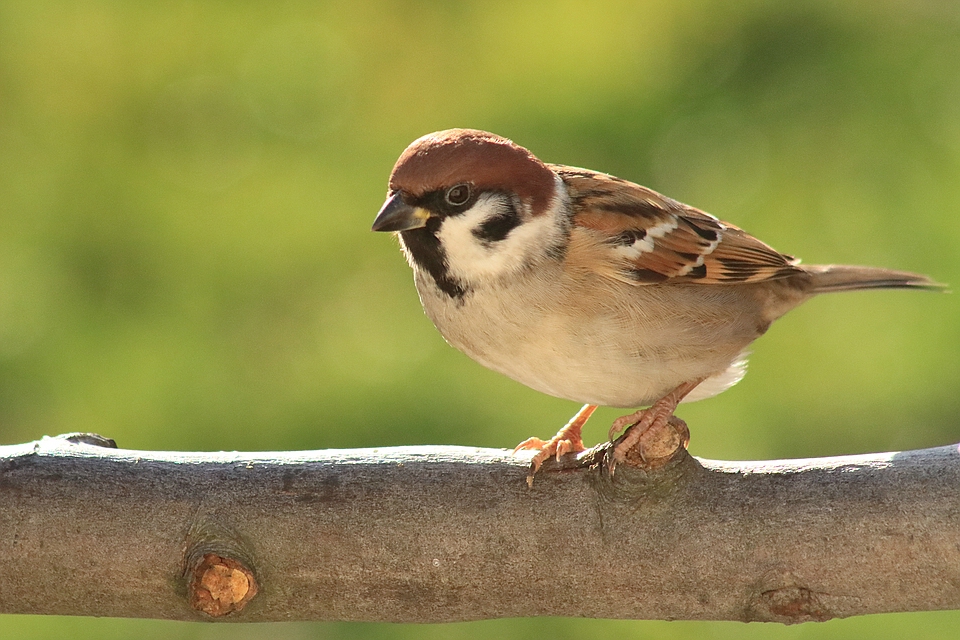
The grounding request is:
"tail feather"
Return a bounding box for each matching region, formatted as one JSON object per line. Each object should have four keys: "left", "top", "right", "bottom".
{"left": 804, "top": 264, "right": 945, "bottom": 294}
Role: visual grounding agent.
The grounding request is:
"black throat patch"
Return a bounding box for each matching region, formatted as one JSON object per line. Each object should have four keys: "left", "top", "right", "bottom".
{"left": 400, "top": 219, "right": 467, "bottom": 300}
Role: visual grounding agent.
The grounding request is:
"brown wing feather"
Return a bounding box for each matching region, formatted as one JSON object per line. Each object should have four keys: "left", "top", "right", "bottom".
{"left": 553, "top": 165, "right": 801, "bottom": 285}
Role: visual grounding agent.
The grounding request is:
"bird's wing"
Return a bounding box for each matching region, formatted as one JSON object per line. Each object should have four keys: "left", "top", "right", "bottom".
{"left": 553, "top": 165, "right": 801, "bottom": 285}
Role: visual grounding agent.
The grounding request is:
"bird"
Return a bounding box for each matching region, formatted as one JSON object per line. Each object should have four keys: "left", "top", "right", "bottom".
{"left": 371, "top": 128, "right": 939, "bottom": 483}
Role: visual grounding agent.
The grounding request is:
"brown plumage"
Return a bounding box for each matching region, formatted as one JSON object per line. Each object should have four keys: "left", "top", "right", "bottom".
{"left": 372, "top": 129, "right": 941, "bottom": 482}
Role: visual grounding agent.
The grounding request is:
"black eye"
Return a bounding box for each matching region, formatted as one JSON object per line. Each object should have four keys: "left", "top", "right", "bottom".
{"left": 444, "top": 184, "right": 471, "bottom": 206}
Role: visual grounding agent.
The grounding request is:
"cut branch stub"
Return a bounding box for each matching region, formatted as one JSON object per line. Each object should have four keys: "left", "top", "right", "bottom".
{"left": 622, "top": 415, "right": 691, "bottom": 468}
{"left": 189, "top": 553, "right": 258, "bottom": 617}
{"left": 181, "top": 517, "right": 259, "bottom": 617}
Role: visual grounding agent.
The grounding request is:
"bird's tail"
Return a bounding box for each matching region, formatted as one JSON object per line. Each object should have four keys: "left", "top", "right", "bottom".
{"left": 804, "top": 264, "right": 944, "bottom": 293}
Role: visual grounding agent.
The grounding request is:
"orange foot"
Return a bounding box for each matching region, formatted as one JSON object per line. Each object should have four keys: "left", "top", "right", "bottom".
{"left": 514, "top": 404, "right": 598, "bottom": 487}
{"left": 607, "top": 378, "right": 704, "bottom": 474}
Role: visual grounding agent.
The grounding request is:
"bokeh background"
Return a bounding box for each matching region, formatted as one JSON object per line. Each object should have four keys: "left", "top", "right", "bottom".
{"left": 2, "top": 0, "right": 959, "bottom": 638}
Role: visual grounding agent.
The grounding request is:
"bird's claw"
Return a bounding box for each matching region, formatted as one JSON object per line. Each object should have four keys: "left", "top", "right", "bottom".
{"left": 515, "top": 434, "right": 586, "bottom": 488}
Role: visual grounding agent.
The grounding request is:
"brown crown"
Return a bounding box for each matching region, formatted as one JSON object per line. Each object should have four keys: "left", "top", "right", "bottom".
{"left": 388, "top": 129, "right": 556, "bottom": 215}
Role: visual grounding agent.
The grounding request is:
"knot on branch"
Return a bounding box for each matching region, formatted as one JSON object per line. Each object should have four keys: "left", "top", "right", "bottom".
{"left": 57, "top": 433, "right": 118, "bottom": 448}
{"left": 182, "top": 519, "right": 259, "bottom": 617}
{"left": 613, "top": 415, "right": 690, "bottom": 470}
{"left": 189, "top": 553, "right": 258, "bottom": 617}
{"left": 750, "top": 586, "right": 835, "bottom": 624}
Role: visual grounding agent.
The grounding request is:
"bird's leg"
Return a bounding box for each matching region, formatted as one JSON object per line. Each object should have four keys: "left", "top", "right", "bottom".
{"left": 514, "top": 403, "right": 598, "bottom": 486}
{"left": 607, "top": 378, "right": 704, "bottom": 473}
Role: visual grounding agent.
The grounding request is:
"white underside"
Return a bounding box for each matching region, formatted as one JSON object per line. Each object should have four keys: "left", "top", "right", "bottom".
{"left": 413, "top": 260, "right": 760, "bottom": 408}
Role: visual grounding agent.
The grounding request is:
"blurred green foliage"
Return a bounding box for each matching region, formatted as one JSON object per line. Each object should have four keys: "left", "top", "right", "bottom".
{"left": 1, "top": 0, "right": 959, "bottom": 638}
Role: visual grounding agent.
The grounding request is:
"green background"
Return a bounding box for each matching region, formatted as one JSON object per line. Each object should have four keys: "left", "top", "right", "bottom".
{"left": 2, "top": 0, "right": 959, "bottom": 638}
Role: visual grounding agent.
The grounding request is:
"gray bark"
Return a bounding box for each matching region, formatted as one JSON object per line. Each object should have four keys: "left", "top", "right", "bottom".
{"left": 0, "top": 433, "right": 958, "bottom": 623}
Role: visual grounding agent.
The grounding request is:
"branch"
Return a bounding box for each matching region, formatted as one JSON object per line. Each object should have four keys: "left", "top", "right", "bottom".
{"left": 1, "top": 432, "right": 959, "bottom": 624}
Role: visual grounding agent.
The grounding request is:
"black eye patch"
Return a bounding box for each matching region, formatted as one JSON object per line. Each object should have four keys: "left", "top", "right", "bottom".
{"left": 472, "top": 204, "right": 521, "bottom": 243}
{"left": 414, "top": 189, "right": 478, "bottom": 217}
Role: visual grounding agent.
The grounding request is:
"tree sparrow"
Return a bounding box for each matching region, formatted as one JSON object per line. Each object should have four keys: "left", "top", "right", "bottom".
{"left": 371, "top": 129, "right": 939, "bottom": 482}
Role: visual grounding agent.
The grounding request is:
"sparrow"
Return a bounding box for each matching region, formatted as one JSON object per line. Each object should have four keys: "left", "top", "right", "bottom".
{"left": 371, "top": 128, "right": 939, "bottom": 482}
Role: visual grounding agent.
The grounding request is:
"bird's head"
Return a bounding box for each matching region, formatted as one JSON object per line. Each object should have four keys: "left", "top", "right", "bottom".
{"left": 372, "top": 129, "right": 567, "bottom": 298}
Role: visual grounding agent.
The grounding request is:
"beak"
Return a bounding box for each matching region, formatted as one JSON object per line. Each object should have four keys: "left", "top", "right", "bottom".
{"left": 371, "top": 192, "right": 431, "bottom": 232}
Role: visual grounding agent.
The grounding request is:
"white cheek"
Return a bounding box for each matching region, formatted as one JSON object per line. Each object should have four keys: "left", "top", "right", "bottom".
{"left": 437, "top": 196, "right": 563, "bottom": 284}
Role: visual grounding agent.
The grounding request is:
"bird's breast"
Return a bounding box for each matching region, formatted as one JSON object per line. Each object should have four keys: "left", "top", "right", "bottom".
{"left": 413, "top": 266, "right": 768, "bottom": 408}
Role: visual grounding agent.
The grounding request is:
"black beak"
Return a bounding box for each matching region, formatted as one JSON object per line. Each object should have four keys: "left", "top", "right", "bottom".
{"left": 371, "top": 192, "right": 430, "bottom": 232}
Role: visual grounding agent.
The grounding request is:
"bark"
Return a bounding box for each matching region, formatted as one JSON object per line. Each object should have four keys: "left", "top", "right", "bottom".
{"left": 0, "top": 432, "right": 959, "bottom": 624}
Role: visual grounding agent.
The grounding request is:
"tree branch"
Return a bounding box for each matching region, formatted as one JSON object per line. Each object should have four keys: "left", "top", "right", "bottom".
{"left": 1, "top": 432, "right": 959, "bottom": 624}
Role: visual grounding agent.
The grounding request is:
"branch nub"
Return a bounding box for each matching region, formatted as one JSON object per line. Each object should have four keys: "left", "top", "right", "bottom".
{"left": 189, "top": 553, "right": 258, "bottom": 617}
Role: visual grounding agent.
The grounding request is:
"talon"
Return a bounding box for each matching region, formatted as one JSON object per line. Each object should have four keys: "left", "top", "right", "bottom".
{"left": 525, "top": 471, "right": 536, "bottom": 489}
{"left": 513, "top": 437, "right": 548, "bottom": 453}
{"left": 525, "top": 457, "right": 545, "bottom": 489}
{"left": 605, "top": 448, "right": 618, "bottom": 476}
{"left": 516, "top": 404, "right": 598, "bottom": 486}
